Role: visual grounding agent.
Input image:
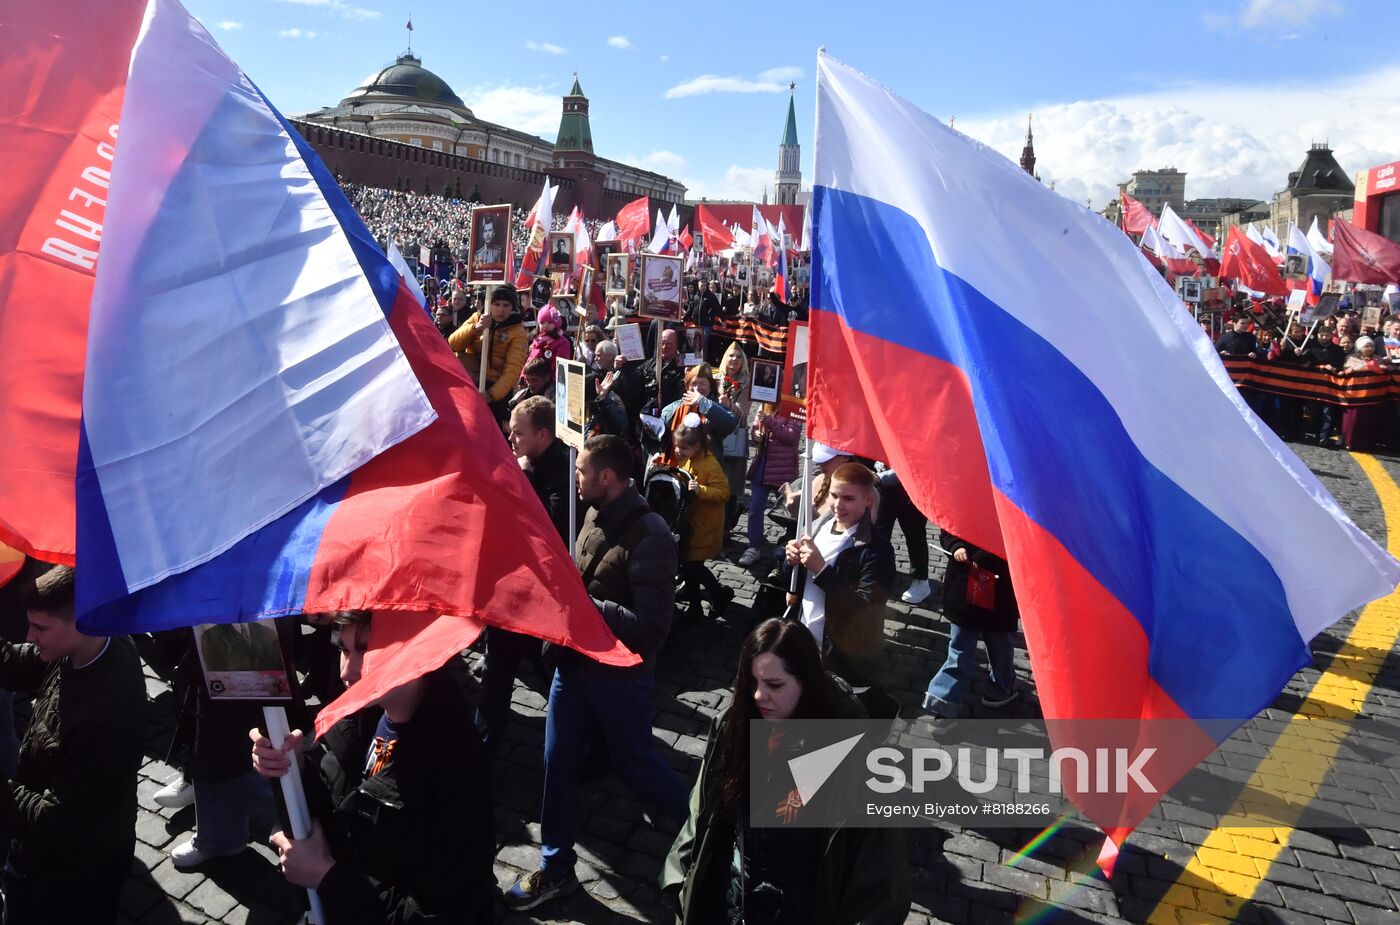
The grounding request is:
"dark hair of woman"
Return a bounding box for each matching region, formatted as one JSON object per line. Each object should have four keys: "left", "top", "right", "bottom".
{"left": 708, "top": 618, "right": 839, "bottom": 816}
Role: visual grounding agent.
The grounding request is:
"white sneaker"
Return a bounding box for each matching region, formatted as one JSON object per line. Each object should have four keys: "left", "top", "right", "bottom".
{"left": 153, "top": 775, "right": 195, "bottom": 809}
{"left": 901, "top": 579, "right": 932, "bottom": 605}
{"left": 738, "top": 547, "right": 762, "bottom": 567}
{"left": 170, "top": 838, "right": 244, "bottom": 870}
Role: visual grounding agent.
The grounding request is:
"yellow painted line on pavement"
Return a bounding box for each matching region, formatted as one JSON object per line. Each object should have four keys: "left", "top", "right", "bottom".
{"left": 1146, "top": 453, "right": 1400, "bottom": 924}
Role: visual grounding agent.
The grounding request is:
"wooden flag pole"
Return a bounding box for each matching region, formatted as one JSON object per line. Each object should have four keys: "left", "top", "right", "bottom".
{"left": 262, "top": 705, "right": 326, "bottom": 924}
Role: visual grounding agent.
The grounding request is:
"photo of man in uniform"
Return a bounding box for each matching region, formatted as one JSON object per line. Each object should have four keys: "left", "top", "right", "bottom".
{"left": 196, "top": 621, "right": 284, "bottom": 674}
{"left": 473, "top": 215, "right": 503, "bottom": 265}
{"left": 549, "top": 233, "right": 574, "bottom": 269}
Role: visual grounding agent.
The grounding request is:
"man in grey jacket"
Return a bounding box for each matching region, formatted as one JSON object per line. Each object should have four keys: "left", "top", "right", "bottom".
{"left": 505, "top": 435, "right": 689, "bottom": 911}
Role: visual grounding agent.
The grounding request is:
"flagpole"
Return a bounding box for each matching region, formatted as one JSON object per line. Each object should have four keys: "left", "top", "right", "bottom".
{"left": 262, "top": 705, "right": 326, "bottom": 924}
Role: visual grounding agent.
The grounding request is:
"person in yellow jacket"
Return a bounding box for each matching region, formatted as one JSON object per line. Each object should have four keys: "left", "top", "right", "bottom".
{"left": 673, "top": 425, "right": 733, "bottom": 620}
{"left": 448, "top": 285, "right": 528, "bottom": 424}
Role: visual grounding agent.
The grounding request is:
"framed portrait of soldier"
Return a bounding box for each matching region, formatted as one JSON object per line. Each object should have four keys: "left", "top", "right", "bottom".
{"left": 750, "top": 359, "right": 782, "bottom": 404}
{"left": 1178, "top": 277, "right": 1202, "bottom": 303}
{"left": 1362, "top": 303, "right": 1383, "bottom": 328}
{"left": 548, "top": 232, "right": 575, "bottom": 270}
{"left": 735, "top": 264, "right": 750, "bottom": 289}
{"left": 194, "top": 621, "right": 293, "bottom": 701}
{"left": 575, "top": 266, "right": 595, "bottom": 316}
{"left": 530, "top": 275, "right": 553, "bottom": 309}
{"left": 1283, "top": 253, "right": 1308, "bottom": 278}
{"left": 682, "top": 325, "right": 704, "bottom": 366}
{"left": 593, "top": 240, "right": 618, "bottom": 271}
{"left": 468, "top": 204, "right": 511, "bottom": 283}
{"left": 638, "top": 254, "right": 683, "bottom": 320}
{"left": 783, "top": 321, "right": 809, "bottom": 405}
{"left": 605, "top": 254, "right": 630, "bottom": 296}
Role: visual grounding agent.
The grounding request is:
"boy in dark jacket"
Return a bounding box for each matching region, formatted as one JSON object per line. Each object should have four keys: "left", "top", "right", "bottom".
{"left": 0, "top": 565, "right": 145, "bottom": 925}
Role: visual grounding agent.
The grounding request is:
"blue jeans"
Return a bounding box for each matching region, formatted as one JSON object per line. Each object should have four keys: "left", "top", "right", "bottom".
{"left": 746, "top": 483, "right": 772, "bottom": 548}
{"left": 923, "top": 623, "right": 1016, "bottom": 718}
{"left": 191, "top": 769, "right": 278, "bottom": 854}
{"left": 539, "top": 661, "right": 689, "bottom": 877}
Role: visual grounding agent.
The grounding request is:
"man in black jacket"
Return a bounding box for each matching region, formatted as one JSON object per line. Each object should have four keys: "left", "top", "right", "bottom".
{"left": 505, "top": 435, "right": 688, "bottom": 911}
{"left": 0, "top": 565, "right": 145, "bottom": 925}
{"left": 691, "top": 279, "right": 721, "bottom": 363}
{"left": 1214, "top": 316, "right": 1257, "bottom": 356}
{"left": 474, "top": 396, "right": 571, "bottom": 752}
{"left": 252, "top": 612, "right": 497, "bottom": 924}
{"left": 641, "top": 328, "right": 686, "bottom": 409}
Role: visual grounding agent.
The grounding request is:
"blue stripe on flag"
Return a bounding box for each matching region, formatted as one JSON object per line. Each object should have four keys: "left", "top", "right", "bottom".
{"left": 814, "top": 185, "right": 1308, "bottom": 722}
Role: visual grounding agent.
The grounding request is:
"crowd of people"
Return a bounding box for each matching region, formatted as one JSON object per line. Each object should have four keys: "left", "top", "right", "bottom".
{"left": 3, "top": 183, "right": 1392, "bottom": 925}
{"left": 1210, "top": 304, "right": 1399, "bottom": 452}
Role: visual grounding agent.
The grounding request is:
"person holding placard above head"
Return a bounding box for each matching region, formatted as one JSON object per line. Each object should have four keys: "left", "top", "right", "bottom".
{"left": 450, "top": 285, "right": 528, "bottom": 426}
{"left": 251, "top": 611, "right": 497, "bottom": 924}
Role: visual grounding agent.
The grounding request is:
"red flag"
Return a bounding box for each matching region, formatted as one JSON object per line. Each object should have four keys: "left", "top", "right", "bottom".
{"left": 695, "top": 205, "right": 735, "bottom": 254}
{"left": 1120, "top": 192, "right": 1156, "bottom": 236}
{"left": 1184, "top": 218, "right": 1216, "bottom": 250}
{"left": 0, "top": 0, "right": 146, "bottom": 563}
{"left": 679, "top": 224, "right": 693, "bottom": 251}
{"left": 614, "top": 196, "right": 650, "bottom": 243}
{"left": 1331, "top": 220, "right": 1400, "bottom": 285}
{"left": 1219, "top": 226, "right": 1287, "bottom": 297}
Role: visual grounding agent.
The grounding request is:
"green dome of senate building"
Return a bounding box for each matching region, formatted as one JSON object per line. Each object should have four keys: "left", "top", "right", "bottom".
{"left": 346, "top": 53, "right": 467, "bottom": 109}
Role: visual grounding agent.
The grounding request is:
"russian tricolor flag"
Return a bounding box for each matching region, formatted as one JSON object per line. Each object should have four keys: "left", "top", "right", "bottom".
{"left": 4, "top": 0, "right": 635, "bottom": 734}
{"left": 809, "top": 53, "right": 1398, "bottom": 847}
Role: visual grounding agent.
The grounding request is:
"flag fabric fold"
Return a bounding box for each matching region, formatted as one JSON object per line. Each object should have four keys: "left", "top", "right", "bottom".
{"left": 514, "top": 178, "right": 555, "bottom": 288}
{"left": 695, "top": 205, "right": 735, "bottom": 255}
{"left": 80, "top": 0, "right": 438, "bottom": 599}
{"left": 808, "top": 51, "right": 1399, "bottom": 845}
{"left": 1119, "top": 192, "right": 1156, "bottom": 236}
{"left": 614, "top": 196, "right": 650, "bottom": 243}
{"left": 20, "top": 0, "right": 640, "bottom": 733}
{"left": 1288, "top": 222, "right": 1330, "bottom": 296}
{"left": 1307, "top": 215, "right": 1333, "bottom": 257}
{"left": 0, "top": 0, "right": 148, "bottom": 564}
{"left": 1331, "top": 219, "right": 1400, "bottom": 284}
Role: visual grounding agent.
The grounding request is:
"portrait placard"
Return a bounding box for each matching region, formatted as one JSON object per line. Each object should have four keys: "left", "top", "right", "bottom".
{"left": 639, "top": 254, "right": 683, "bottom": 320}
{"left": 468, "top": 204, "right": 511, "bottom": 283}
{"left": 783, "top": 321, "right": 809, "bottom": 405}
{"left": 750, "top": 359, "right": 782, "bottom": 404}
{"left": 1287, "top": 289, "right": 1308, "bottom": 311}
{"left": 1362, "top": 303, "right": 1383, "bottom": 328}
{"left": 530, "top": 275, "right": 553, "bottom": 309}
{"left": 615, "top": 323, "right": 646, "bottom": 361}
{"left": 555, "top": 358, "right": 588, "bottom": 449}
{"left": 194, "top": 621, "right": 293, "bottom": 702}
{"left": 605, "top": 254, "right": 630, "bottom": 296}
{"left": 682, "top": 325, "right": 704, "bottom": 367}
{"left": 548, "top": 232, "right": 575, "bottom": 270}
{"left": 577, "top": 266, "right": 594, "bottom": 315}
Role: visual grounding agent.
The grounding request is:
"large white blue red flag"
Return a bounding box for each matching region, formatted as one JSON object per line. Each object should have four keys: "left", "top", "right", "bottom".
{"left": 4, "top": 0, "right": 636, "bottom": 734}
{"left": 808, "top": 52, "right": 1398, "bottom": 847}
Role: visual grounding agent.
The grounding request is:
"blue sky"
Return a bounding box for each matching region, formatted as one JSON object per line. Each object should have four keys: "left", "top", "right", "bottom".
{"left": 190, "top": 0, "right": 1398, "bottom": 208}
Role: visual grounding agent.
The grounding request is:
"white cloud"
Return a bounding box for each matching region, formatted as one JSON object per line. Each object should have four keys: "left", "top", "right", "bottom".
{"left": 953, "top": 64, "right": 1400, "bottom": 211}
{"left": 664, "top": 74, "right": 789, "bottom": 98}
{"left": 659, "top": 54, "right": 670, "bottom": 63}
{"left": 607, "top": 35, "right": 633, "bottom": 50}
{"left": 278, "top": 28, "right": 319, "bottom": 38}
{"left": 1239, "top": 0, "right": 1341, "bottom": 29}
{"left": 757, "top": 66, "right": 802, "bottom": 83}
{"left": 216, "top": 21, "right": 243, "bottom": 30}
{"left": 624, "top": 150, "right": 770, "bottom": 201}
{"left": 275, "top": 0, "right": 380, "bottom": 19}
{"left": 460, "top": 84, "right": 560, "bottom": 137}
{"left": 524, "top": 40, "right": 567, "bottom": 55}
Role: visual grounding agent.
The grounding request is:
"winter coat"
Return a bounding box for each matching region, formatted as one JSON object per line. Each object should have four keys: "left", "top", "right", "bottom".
{"left": 805, "top": 511, "right": 896, "bottom": 688}
{"left": 660, "top": 677, "right": 911, "bottom": 925}
{"left": 1214, "top": 331, "right": 1257, "bottom": 356}
{"left": 572, "top": 487, "right": 678, "bottom": 677}
{"left": 643, "top": 358, "right": 687, "bottom": 409}
{"left": 0, "top": 637, "right": 145, "bottom": 922}
{"left": 526, "top": 330, "right": 573, "bottom": 365}
{"left": 303, "top": 659, "right": 497, "bottom": 925}
{"left": 679, "top": 450, "right": 730, "bottom": 561}
{"left": 747, "top": 412, "right": 800, "bottom": 488}
{"left": 525, "top": 437, "right": 572, "bottom": 543}
{"left": 449, "top": 311, "right": 528, "bottom": 402}
{"left": 939, "top": 530, "right": 1019, "bottom": 634}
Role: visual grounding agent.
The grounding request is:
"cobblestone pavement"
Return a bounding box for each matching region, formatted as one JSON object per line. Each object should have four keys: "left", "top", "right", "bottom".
{"left": 123, "top": 442, "right": 1400, "bottom": 924}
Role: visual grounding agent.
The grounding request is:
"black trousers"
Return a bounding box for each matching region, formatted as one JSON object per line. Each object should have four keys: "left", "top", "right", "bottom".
{"left": 876, "top": 478, "right": 929, "bottom": 581}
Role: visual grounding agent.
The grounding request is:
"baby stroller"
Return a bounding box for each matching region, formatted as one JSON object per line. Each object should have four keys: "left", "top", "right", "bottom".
{"left": 640, "top": 460, "right": 692, "bottom": 545}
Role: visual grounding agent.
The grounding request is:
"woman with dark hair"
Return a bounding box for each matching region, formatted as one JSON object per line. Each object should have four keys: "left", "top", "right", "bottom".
{"left": 661, "top": 619, "right": 910, "bottom": 924}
